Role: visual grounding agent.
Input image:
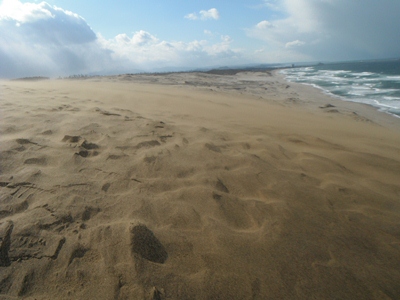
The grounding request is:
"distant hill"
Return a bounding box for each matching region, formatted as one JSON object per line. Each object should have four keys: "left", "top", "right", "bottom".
{"left": 11, "top": 76, "right": 49, "bottom": 81}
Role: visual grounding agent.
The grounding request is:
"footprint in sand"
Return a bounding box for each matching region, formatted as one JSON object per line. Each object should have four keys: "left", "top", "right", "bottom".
{"left": 102, "top": 183, "right": 111, "bottom": 192}
{"left": 62, "top": 135, "right": 100, "bottom": 158}
{"left": 101, "top": 111, "right": 121, "bottom": 116}
{"left": 41, "top": 130, "right": 53, "bottom": 135}
{"left": 1, "top": 214, "right": 67, "bottom": 268}
{"left": 24, "top": 157, "right": 47, "bottom": 165}
{"left": 62, "top": 135, "right": 81, "bottom": 143}
{"left": 216, "top": 179, "right": 229, "bottom": 193}
{"left": 135, "top": 140, "right": 161, "bottom": 149}
{"left": 81, "top": 140, "right": 99, "bottom": 150}
{"left": 75, "top": 149, "right": 99, "bottom": 158}
{"left": 143, "top": 156, "right": 157, "bottom": 164}
{"left": 95, "top": 108, "right": 121, "bottom": 116}
{"left": 68, "top": 245, "right": 88, "bottom": 266}
{"left": 16, "top": 138, "right": 38, "bottom": 145}
{"left": 130, "top": 224, "right": 168, "bottom": 264}
{"left": 81, "top": 206, "right": 101, "bottom": 221}
{"left": 0, "top": 221, "right": 14, "bottom": 267}
{"left": 159, "top": 135, "right": 173, "bottom": 143}
{"left": 205, "top": 143, "right": 221, "bottom": 153}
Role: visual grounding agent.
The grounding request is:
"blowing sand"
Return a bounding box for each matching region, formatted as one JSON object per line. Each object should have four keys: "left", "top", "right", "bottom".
{"left": 0, "top": 71, "right": 400, "bottom": 299}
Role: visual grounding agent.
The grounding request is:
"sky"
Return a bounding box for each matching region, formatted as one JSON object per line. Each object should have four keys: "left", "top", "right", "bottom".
{"left": 1, "top": 0, "right": 400, "bottom": 78}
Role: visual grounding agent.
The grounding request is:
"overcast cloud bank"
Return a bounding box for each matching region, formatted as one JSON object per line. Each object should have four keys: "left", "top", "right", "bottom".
{"left": 250, "top": 0, "right": 400, "bottom": 62}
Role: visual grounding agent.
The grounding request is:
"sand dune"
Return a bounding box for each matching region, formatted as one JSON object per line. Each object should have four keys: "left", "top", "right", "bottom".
{"left": 1, "top": 71, "right": 400, "bottom": 299}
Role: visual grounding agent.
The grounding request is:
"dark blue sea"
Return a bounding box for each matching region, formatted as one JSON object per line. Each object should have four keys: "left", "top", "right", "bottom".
{"left": 281, "top": 59, "right": 400, "bottom": 118}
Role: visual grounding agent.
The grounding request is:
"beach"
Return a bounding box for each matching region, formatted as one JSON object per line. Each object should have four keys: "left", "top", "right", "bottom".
{"left": 1, "top": 71, "right": 400, "bottom": 299}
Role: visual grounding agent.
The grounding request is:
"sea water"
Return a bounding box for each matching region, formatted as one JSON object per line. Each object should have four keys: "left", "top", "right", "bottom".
{"left": 281, "top": 59, "right": 400, "bottom": 118}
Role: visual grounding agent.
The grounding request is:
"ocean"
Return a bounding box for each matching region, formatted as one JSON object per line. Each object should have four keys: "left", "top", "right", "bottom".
{"left": 281, "top": 59, "right": 400, "bottom": 118}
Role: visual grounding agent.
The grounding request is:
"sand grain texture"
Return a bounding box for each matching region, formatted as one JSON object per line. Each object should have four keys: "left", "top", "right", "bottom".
{"left": 0, "top": 72, "right": 400, "bottom": 299}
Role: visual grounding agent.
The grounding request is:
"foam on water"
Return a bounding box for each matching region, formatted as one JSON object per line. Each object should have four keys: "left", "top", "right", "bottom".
{"left": 281, "top": 59, "right": 400, "bottom": 118}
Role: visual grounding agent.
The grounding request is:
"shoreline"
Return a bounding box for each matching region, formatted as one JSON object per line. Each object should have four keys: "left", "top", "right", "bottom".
{"left": 1, "top": 72, "right": 400, "bottom": 299}
{"left": 278, "top": 65, "right": 400, "bottom": 121}
{"left": 274, "top": 69, "right": 400, "bottom": 130}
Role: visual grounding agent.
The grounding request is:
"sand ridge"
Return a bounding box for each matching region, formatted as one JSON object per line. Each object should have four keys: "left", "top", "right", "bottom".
{"left": 0, "top": 72, "right": 400, "bottom": 299}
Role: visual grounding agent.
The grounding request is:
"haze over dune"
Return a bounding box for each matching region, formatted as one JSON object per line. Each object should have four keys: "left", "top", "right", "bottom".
{"left": 1, "top": 71, "right": 400, "bottom": 299}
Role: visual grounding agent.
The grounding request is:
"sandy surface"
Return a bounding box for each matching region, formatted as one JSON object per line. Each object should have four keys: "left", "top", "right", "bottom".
{"left": 1, "top": 71, "right": 400, "bottom": 299}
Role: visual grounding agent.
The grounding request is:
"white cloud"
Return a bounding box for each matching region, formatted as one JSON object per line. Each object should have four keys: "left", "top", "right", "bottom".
{"left": 184, "top": 13, "right": 198, "bottom": 20}
{"left": 130, "top": 30, "right": 158, "bottom": 46}
{"left": 0, "top": 1, "right": 239, "bottom": 78}
{"left": 185, "top": 8, "right": 220, "bottom": 21}
{"left": 0, "top": 0, "right": 52, "bottom": 22}
{"left": 220, "top": 35, "right": 232, "bottom": 43}
{"left": 285, "top": 40, "right": 305, "bottom": 48}
{"left": 0, "top": 0, "right": 95, "bottom": 45}
{"left": 200, "top": 8, "right": 220, "bottom": 20}
{"left": 261, "top": 0, "right": 282, "bottom": 11}
{"left": 0, "top": 0, "right": 112, "bottom": 77}
{"left": 256, "top": 20, "right": 275, "bottom": 29}
{"left": 101, "top": 31, "right": 238, "bottom": 70}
